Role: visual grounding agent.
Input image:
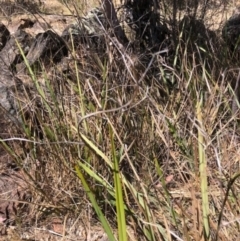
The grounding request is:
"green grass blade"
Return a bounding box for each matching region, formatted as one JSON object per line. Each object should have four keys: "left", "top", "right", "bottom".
{"left": 79, "top": 133, "right": 113, "bottom": 168}
{"left": 15, "top": 39, "right": 44, "bottom": 97}
{"left": 78, "top": 161, "right": 115, "bottom": 197}
{"left": 110, "top": 126, "right": 127, "bottom": 241}
{"left": 75, "top": 165, "right": 116, "bottom": 241}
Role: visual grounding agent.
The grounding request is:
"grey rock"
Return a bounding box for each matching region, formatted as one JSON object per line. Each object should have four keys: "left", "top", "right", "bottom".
{"left": 0, "top": 29, "right": 31, "bottom": 121}
{"left": 0, "top": 29, "right": 31, "bottom": 72}
{"left": 61, "top": 7, "right": 107, "bottom": 52}
{"left": 17, "top": 29, "right": 68, "bottom": 73}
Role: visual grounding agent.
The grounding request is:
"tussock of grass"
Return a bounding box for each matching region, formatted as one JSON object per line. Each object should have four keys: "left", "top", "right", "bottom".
{"left": 1, "top": 1, "right": 240, "bottom": 240}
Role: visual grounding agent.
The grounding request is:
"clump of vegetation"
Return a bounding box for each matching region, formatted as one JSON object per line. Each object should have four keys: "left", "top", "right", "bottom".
{"left": 0, "top": 0, "right": 240, "bottom": 240}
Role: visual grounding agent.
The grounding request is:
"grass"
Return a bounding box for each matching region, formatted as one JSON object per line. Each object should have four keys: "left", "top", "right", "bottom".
{"left": 0, "top": 0, "right": 240, "bottom": 240}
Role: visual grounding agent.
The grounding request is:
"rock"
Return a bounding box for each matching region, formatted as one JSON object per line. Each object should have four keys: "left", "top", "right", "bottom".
{"left": 0, "top": 29, "right": 31, "bottom": 73}
{"left": 222, "top": 6, "right": 240, "bottom": 51}
{"left": 61, "top": 7, "right": 107, "bottom": 52}
{"left": 0, "top": 29, "right": 32, "bottom": 120}
{"left": 17, "top": 30, "right": 68, "bottom": 73}
{"left": 0, "top": 24, "right": 69, "bottom": 121}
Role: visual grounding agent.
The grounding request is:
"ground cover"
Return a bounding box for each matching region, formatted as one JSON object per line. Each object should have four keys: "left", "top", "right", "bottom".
{"left": 0, "top": 0, "right": 240, "bottom": 240}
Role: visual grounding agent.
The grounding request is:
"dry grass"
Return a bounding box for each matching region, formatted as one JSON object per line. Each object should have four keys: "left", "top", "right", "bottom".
{"left": 0, "top": 0, "right": 240, "bottom": 240}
